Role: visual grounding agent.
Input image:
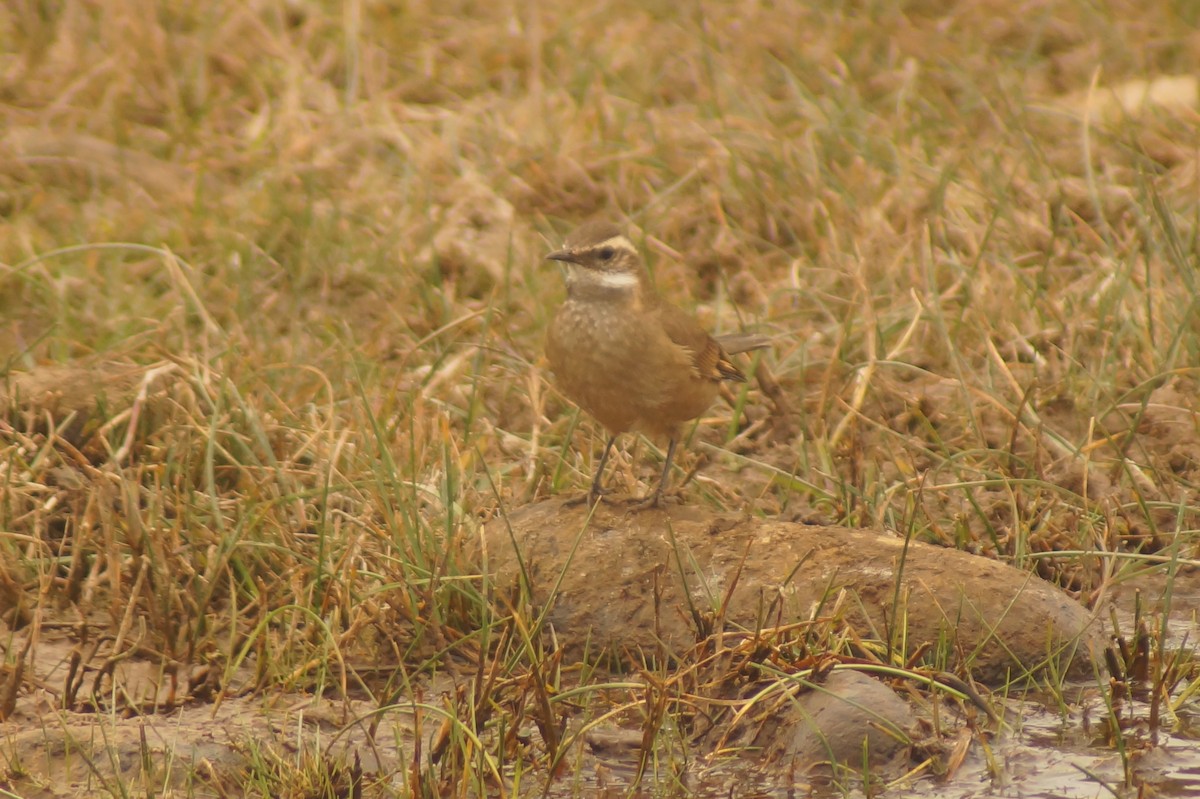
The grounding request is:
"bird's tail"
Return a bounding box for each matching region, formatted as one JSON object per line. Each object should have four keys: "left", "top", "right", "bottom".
{"left": 713, "top": 333, "right": 770, "bottom": 382}
{"left": 714, "top": 333, "right": 771, "bottom": 356}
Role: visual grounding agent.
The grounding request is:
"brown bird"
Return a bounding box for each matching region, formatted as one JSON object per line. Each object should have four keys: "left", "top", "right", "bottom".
{"left": 545, "top": 220, "right": 767, "bottom": 507}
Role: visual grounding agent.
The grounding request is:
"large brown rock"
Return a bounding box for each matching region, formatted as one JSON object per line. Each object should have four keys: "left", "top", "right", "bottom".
{"left": 484, "top": 500, "right": 1102, "bottom": 684}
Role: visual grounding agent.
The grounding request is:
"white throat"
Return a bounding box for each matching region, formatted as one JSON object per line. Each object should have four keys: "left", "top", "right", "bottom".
{"left": 565, "top": 265, "right": 639, "bottom": 290}
{"left": 593, "top": 271, "right": 639, "bottom": 288}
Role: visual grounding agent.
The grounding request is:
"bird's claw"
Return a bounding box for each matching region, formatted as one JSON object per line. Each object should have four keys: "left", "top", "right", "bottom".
{"left": 564, "top": 486, "right": 613, "bottom": 508}
{"left": 626, "top": 487, "right": 678, "bottom": 512}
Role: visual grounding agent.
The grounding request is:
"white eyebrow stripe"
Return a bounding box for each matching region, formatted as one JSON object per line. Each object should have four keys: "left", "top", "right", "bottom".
{"left": 593, "top": 235, "right": 637, "bottom": 254}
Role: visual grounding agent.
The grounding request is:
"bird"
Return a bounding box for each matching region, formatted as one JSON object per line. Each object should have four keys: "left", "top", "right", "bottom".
{"left": 544, "top": 220, "right": 767, "bottom": 508}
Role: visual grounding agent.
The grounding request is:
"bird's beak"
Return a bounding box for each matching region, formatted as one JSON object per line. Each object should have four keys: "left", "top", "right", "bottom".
{"left": 546, "top": 248, "right": 579, "bottom": 265}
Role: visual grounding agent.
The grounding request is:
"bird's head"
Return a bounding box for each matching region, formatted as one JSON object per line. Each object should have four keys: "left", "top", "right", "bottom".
{"left": 546, "top": 221, "right": 643, "bottom": 293}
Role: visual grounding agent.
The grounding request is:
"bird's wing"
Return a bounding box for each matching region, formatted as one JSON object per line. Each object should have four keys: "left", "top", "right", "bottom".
{"left": 655, "top": 303, "right": 747, "bottom": 383}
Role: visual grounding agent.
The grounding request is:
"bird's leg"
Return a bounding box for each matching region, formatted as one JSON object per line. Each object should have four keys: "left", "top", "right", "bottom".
{"left": 632, "top": 436, "right": 678, "bottom": 510}
{"left": 565, "top": 434, "right": 617, "bottom": 507}
{"left": 588, "top": 434, "right": 618, "bottom": 503}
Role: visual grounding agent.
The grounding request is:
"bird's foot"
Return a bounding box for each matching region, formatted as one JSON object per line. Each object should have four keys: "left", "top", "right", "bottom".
{"left": 564, "top": 486, "right": 613, "bottom": 508}
{"left": 626, "top": 488, "right": 678, "bottom": 512}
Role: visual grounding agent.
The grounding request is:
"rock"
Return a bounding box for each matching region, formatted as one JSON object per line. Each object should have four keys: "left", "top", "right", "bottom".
{"left": 752, "top": 670, "right": 915, "bottom": 776}
{"left": 1, "top": 360, "right": 183, "bottom": 461}
{"left": 482, "top": 499, "right": 1102, "bottom": 684}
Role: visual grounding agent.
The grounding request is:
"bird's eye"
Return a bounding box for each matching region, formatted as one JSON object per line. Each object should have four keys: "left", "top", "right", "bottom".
{"left": 597, "top": 247, "right": 616, "bottom": 261}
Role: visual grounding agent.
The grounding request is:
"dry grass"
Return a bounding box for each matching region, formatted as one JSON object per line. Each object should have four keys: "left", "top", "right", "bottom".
{"left": 2, "top": 0, "right": 1200, "bottom": 795}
